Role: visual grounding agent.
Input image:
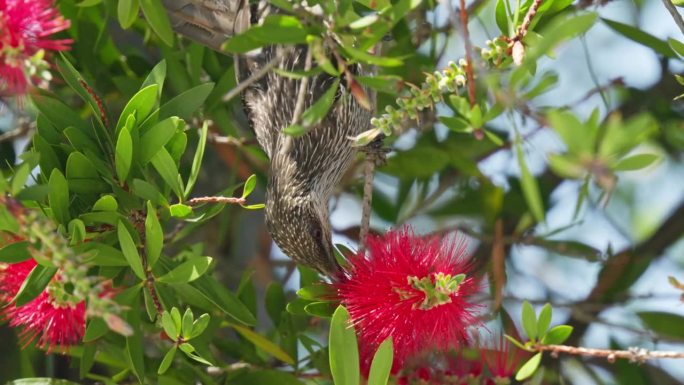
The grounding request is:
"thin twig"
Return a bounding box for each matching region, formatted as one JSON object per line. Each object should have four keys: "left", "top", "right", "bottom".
{"left": 515, "top": 0, "right": 543, "bottom": 41}
{"left": 534, "top": 344, "right": 684, "bottom": 362}
{"left": 186, "top": 196, "right": 246, "bottom": 206}
{"left": 290, "top": 46, "right": 313, "bottom": 125}
{"left": 661, "top": 0, "right": 684, "bottom": 36}
{"left": 0, "top": 118, "right": 32, "bottom": 143}
{"left": 223, "top": 46, "right": 293, "bottom": 103}
{"left": 458, "top": 0, "right": 476, "bottom": 107}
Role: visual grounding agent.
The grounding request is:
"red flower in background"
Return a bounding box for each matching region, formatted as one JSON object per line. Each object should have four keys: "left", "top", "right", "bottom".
{"left": 335, "top": 227, "right": 482, "bottom": 373}
{"left": 0, "top": 258, "right": 85, "bottom": 353}
{"left": 0, "top": 0, "right": 72, "bottom": 95}
{"left": 481, "top": 335, "right": 527, "bottom": 384}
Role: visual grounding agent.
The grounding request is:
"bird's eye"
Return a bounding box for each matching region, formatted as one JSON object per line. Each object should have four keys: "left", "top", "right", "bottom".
{"left": 312, "top": 227, "right": 323, "bottom": 240}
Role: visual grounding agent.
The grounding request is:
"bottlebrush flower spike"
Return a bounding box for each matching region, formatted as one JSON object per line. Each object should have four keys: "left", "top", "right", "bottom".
{"left": 0, "top": 0, "right": 72, "bottom": 94}
{"left": 0, "top": 259, "right": 85, "bottom": 353}
{"left": 335, "top": 226, "right": 482, "bottom": 373}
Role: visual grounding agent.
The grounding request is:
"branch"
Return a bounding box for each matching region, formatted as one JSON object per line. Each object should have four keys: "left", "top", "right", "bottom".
{"left": 358, "top": 155, "right": 377, "bottom": 253}
{"left": 186, "top": 196, "right": 246, "bottom": 205}
{"left": 661, "top": 0, "right": 684, "bottom": 36}
{"left": 535, "top": 344, "right": 684, "bottom": 362}
{"left": 222, "top": 46, "right": 293, "bottom": 103}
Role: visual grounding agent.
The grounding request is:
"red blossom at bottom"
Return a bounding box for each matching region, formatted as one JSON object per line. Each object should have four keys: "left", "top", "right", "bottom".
{"left": 0, "top": 258, "right": 85, "bottom": 353}
{"left": 335, "top": 226, "right": 482, "bottom": 373}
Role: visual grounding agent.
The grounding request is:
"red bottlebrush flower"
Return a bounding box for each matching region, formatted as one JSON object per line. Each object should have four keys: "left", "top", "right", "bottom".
{"left": 335, "top": 227, "right": 482, "bottom": 373}
{"left": 0, "top": 0, "right": 72, "bottom": 94}
{"left": 0, "top": 259, "right": 85, "bottom": 353}
{"left": 481, "top": 335, "right": 527, "bottom": 384}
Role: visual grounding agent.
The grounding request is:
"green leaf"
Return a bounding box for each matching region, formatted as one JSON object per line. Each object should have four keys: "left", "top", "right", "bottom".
{"left": 118, "top": 0, "right": 139, "bottom": 28}
{"left": 55, "top": 55, "right": 108, "bottom": 128}
{"left": 296, "top": 283, "right": 335, "bottom": 301}
{"left": 341, "top": 45, "right": 403, "bottom": 66}
{"left": 495, "top": 0, "right": 511, "bottom": 35}
{"left": 669, "top": 38, "right": 684, "bottom": 58}
{"left": 151, "top": 148, "right": 184, "bottom": 199}
{"left": 68, "top": 219, "right": 86, "bottom": 245}
{"left": 541, "top": 325, "right": 573, "bottom": 345}
{"left": 521, "top": 300, "right": 538, "bottom": 341}
{"left": 181, "top": 308, "right": 194, "bottom": 339}
{"left": 93, "top": 195, "right": 118, "bottom": 211}
{"left": 117, "top": 221, "right": 146, "bottom": 280}
{"left": 139, "top": 117, "right": 179, "bottom": 165}
{"left": 440, "top": 116, "right": 471, "bottom": 132}
{"left": 145, "top": 201, "right": 163, "bottom": 268}
{"left": 223, "top": 15, "right": 307, "bottom": 53}
{"left": 178, "top": 342, "right": 213, "bottom": 365}
{"left": 187, "top": 277, "right": 255, "bottom": 325}
{"left": 230, "top": 323, "right": 295, "bottom": 365}
{"left": 638, "top": 311, "right": 684, "bottom": 339}
{"left": 265, "top": 282, "right": 286, "bottom": 325}
{"left": 48, "top": 169, "right": 70, "bottom": 225}
{"left": 11, "top": 162, "right": 31, "bottom": 196}
{"left": 116, "top": 84, "right": 159, "bottom": 134}
{"left": 283, "top": 124, "right": 307, "bottom": 137}
{"left": 159, "top": 83, "right": 214, "bottom": 120}
{"left": 184, "top": 121, "right": 209, "bottom": 198}
{"left": 537, "top": 303, "right": 552, "bottom": 339}
{"left": 169, "top": 203, "right": 193, "bottom": 218}
{"left": 241, "top": 174, "right": 258, "bottom": 199}
{"left": 140, "top": 0, "right": 174, "bottom": 46}
{"left": 0, "top": 241, "right": 32, "bottom": 263}
{"left": 515, "top": 352, "right": 542, "bottom": 381}
{"left": 170, "top": 307, "right": 182, "bottom": 331}
{"left": 602, "top": 18, "right": 677, "bottom": 58}
{"left": 115, "top": 126, "right": 133, "bottom": 182}
{"left": 14, "top": 264, "right": 58, "bottom": 306}
{"left": 157, "top": 257, "right": 213, "bottom": 284}
{"left": 141, "top": 60, "right": 167, "bottom": 95}
{"left": 329, "top": 306, "right": 360, "bottom": 385}
{"left": 300, "top": 79, "right": 340, "bottom": 128}
{"left": 304, "top": 301, "right": 336, "bottom": 318}
{"left": 84, "top": 318, "right": 109, "bottom": 342}
{"left": 157, "top": 345, "right": 177, "bottom": 375}
{"left": 190, "top": 313, "right": 211, "bottom": 339}
{"left": 161, "top": 311, "right": 178, "bottom": 341}
{"left": 612, "top": 153, "right": 660, "bottom": 171}
{"left": 515, "top": 141, "right": 545, "bottom": 222}
{"left": 368, "top": 338, "right": 393, "bottom": 385}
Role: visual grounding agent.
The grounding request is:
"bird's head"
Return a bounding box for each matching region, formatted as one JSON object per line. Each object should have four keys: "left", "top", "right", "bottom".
{"left": 265, "top": 190, "right": 341, "bottom": 277}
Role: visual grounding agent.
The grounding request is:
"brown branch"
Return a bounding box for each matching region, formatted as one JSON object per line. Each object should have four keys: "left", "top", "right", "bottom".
{"left": 222, "top": 46, "right": 293, "bottom": 103}
{"left": 534, "top": 344, "right": 684, "bottom": 362}
{"left": 458, "top": 0, "right": 476, "bottom": 107}
{"left": 358, "top": 154, "right": 377, "bottom": 254}
{"left": 0, "top": 118, "right": 32, "bottom": 143}
{"left": 661, "top": 0, "right": 684, "bottom": 36}
{"left": 186, "top": 196, "right": 246, "bottom": 206}
{"left": 514, "top": 0, "right": 543, "bottom": 42}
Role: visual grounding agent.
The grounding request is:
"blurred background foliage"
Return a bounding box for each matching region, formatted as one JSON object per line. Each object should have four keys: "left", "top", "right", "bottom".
{"left": 1, "top": 0, "right": 684, "bottom": 384}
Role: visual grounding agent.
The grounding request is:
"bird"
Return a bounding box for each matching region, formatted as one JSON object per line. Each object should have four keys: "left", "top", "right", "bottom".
{"left": 161, "top": 0, "right": 376, "bottom": 276}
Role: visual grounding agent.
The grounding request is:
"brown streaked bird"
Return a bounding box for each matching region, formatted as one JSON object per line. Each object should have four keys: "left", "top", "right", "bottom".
{"left": 161, "top": 0, "right": 374, "bottom": 276}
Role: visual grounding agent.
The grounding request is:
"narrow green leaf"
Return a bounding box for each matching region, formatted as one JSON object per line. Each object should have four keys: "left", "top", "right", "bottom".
{"left": 14, "top": 264, "right": 58, "bottom": 306}
{"left": 515, "top": 140, "right": 545, "bottom": 223}
{"left": 541, "top": 325, "right": 573, "bottom": 345}
{"left": 157, "top": 345, "right": 177, "bottom": 375}
{"left": 521, "top": 300, "right": 538, "bottom": 341}
{"left": 117, "top": 221, "right": 146, "bottom": 280}
{"left": 300, "top": 79, "right": 340, "bottom": 128}
{"left": 181, "top": 308, "right": 194, "bottom": 339}
{"left": 84, "top": 318, "right": 109, "bottom": 342}
{"left": 231, "top": 323, "right": 295, "bottom": 365}
{"left": 116, "top": 84, "right": 159, "bottom": 134}
{"left": 159, "top": 82, "right": 214, "bottom": 120}
{"left": 603, "top": 18, "right": 677, "bottom": 58}
{"left": 161, "top": 311, "right": 178, "bottom": 340}
{"left": 150, "top": 147, "right": 183, "bottom": 199}
{"left": 515, "top": 352, "right": 542, "bottom": 381}
{"left": 0, "top": 241, "right": 32, "bottom": 263}
{"left": 265, "top": 282, "right": 286, "bottom": 326}
{"left": 118, "top": 0, "right": 139, "bottom": 28}
{"left": 115, "top": 126, "right": 133, "bottom": 182}
{"left": 185, "top": 121, "right": 209, "bottom": 198}
{"left": 190, "top": 313, "right": 211, "bottom": 339}
{"left": 178, "top": 342, "right": 213, "bottom": 365}
{"left": 10, "top": 163, "right": 31, "bottom": 196}
{"left": 341, "top": 45, "right": 403, "bottom": 66}
{"left": 169, "top": 203, "right": 193, "bottom": 218}
{"left": 157, "top": 257, "right": 212, "bottom": 284}
{"left": 537, "top": 303, "right": 552, "bottom": 339}
{"left": 140, "top": 0, "right": 174, "bottom": 46}
{"left": 145, "top": 201, "right": 163, "bottom": 267}
{"left": 48, "top": 169, "right": 70, "bottom": 225}
{"left": 139, "top": 117, "right": 178, "bottom": 165}
{"left": 368, "top": 338, "right": 393, "bottom": 385}
{"left": 638, "top": 311, "right": 684, "bottom": 339}
{"left": 170, "top": 307, "right": 182, "bottom": 331}
{"left": 93, "top": 195, "right": 118, "bottom": 211}
{"left": 241, "top": 174, "right": 258, "bottom": 199}
{"left": 612, "top": 153, "right": 660, "bottom": 171}
{"left": 329, "top": 306, "right": 360, "bottom": 385}
{"left": 126, "top": 291, "right": 145, "bottom": 383}
{"left": 669, "top": 38, "right": 684, "bottom": 57}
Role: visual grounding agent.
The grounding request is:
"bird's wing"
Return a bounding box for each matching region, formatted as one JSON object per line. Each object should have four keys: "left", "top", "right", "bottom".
{"left": 161, "top": 0, "right": 250, "bottom": 51}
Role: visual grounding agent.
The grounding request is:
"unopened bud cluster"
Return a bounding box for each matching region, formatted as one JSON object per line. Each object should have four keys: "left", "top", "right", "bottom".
{"left": 368, "top": 60, "right": 468, "bottom": 140}
{"left": 480, "top": 38, "right": 509, "bottom": 64}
